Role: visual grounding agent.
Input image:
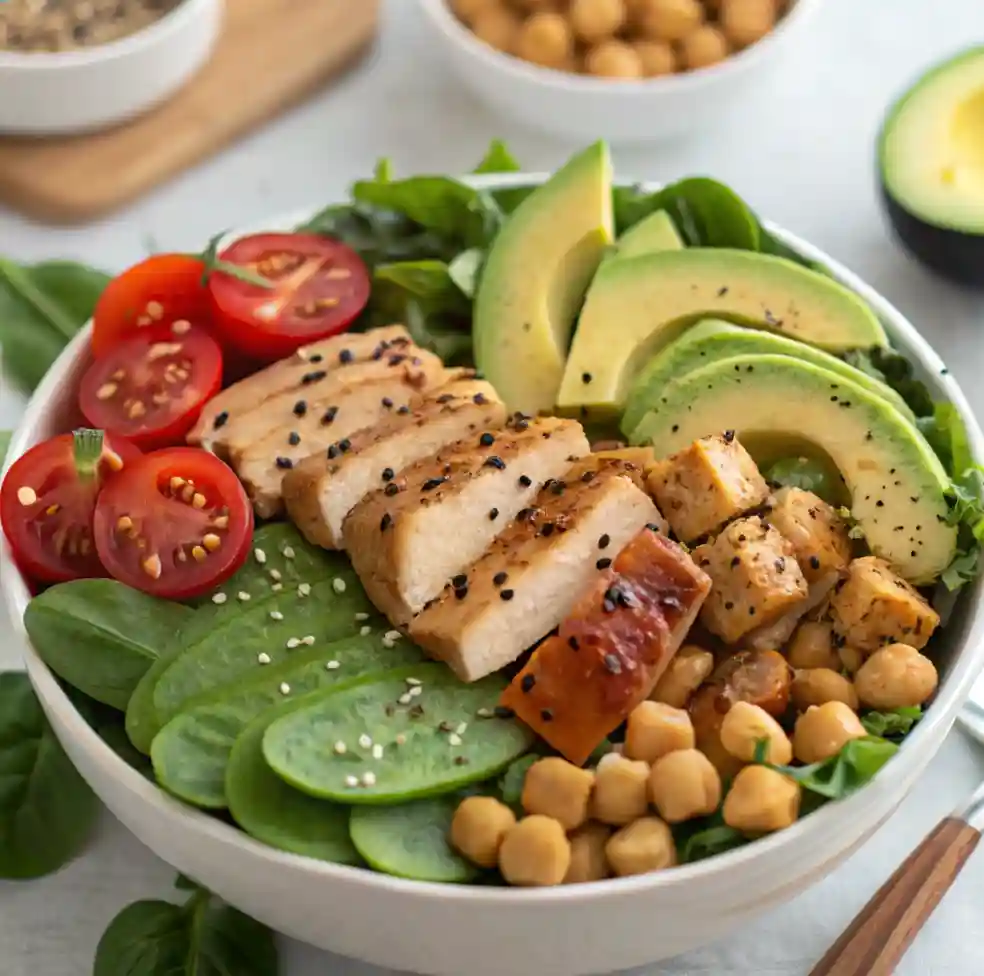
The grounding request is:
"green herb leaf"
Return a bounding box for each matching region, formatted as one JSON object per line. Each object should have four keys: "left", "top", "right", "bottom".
{"left": 448, "top": 247, "right": 485, "bottom": 298}
{"left": 374, "top": 157, "right": 394, "bottom": 183}
{"left": 93, "top": 888, "right": 279, "bottom": 976}
{"left": 861, "top": 707, "right": 922, "bottom": 738}
{"left": 0, "top": 672, "right": 100, "bottom": 879}
{"left": 680, "top": 825, "right": 747, "bottom": 863}
{"left": 174, "top": 873, "right": 200, "bottom": 891}
{"left": 764, "top": 456, "right": 840, "bottom": 504}
{"left": 473, "top": 139, "right": 521, "bottom": 174}
{"left": 772, "top": 736, "right": 898, "bottom": 800}
{"left": 198, "top": 233, "right": 275, "bottom": 289}
{"left": 497, "top": 754, "right": 537, "bottom": 812}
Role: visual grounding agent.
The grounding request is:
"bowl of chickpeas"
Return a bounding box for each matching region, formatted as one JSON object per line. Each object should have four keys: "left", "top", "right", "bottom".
{"left": 419, "top": 0, "right": 818, "bottom": 142}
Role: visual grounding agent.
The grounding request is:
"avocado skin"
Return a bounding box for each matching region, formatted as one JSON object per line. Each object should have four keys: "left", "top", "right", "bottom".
{"left": 881, "top": 184, "right": 984, "bottom": 288}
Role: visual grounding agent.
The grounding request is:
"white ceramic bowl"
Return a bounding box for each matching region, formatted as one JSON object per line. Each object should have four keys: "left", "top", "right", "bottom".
{"left": 0, "top": 0, "right": 223, "bottom": 135}
{"left": 3, "top": 174, "right": 984, "bottom": 976}
{"left": 417, "top": 0, "right": 821, "bottom": 144}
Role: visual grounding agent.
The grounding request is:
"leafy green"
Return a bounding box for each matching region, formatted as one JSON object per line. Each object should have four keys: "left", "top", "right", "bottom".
{"left": 93, "top": 882, "right": 279, "bottom": 976}
{"left": 61, "top": 685, "right": 154, "bottom": 779}
{"left": 448, "top": 247, "right": 485, "bottom": 298}
{"left": 764, "top": 456, "right": 839, "bottom": 504}
{"left": 497, "top": 754, "right": 537, "bottom": 811}
{"left": 0, "top": 258, "right": 109, "bottom": 391}
{"left": 680, "top": 824, "right": 748, "bottom": 863}
{"left": 473, "top": 139, "right": 521, "bottom": 174}
{"left": 0, "top": 672, "right": 100, "bottom": 879}
{"left": 0, "top": 430, "right": 10, "bottom": 464}
{"left": 861, "top": 707, "right": 922, "bottom": 738}
{"left": 772, "top": 736, "right": 898, "bottom": 800}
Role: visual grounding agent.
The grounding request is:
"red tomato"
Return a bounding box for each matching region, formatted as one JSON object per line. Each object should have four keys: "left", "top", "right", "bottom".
{"left": 78, "top": 323, "right": 223, "bottom": 451}
{"left": 207, "top": 233, "right": 371, "bottom": 361}
{"left": 92, "top": 254, "right": 209, "bottom": 357}
{"left": 0, "top": 432, "right": 141, "bottom": 584}
{"left": 92, "top": 448, "right": 253, "bottom": 600}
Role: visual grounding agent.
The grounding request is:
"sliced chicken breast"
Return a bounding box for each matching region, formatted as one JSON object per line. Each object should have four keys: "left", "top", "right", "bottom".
{"left": 189, "top": 325, "right": 411, "bottom": 452}
{"left": 409, "top": 468, "right": 660, "bottom": 682}
{"left": 282, "top": 379, "right": 507, "bottom": 550}
{"left": 236, "top": 357, "right": 453, "bottom": 519}
{"left": 345, "top": 416, "right": 590, "bottom": 627}
{"left": 566, "top": 453, "right": 669, "bottom": 532}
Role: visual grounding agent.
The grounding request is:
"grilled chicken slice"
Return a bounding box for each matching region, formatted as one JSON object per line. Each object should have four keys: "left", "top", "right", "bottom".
{"left": 498, "top": 528, "right": 711, "bottom": 765}
{"left": 282, "top": 380, "right": 507, "bottom": 550}
{"left": 345, "top": 416, "right": 590, "bottom": 627}
{"left": 409, "top": 467, "right": 660, "bottom": 683}
{"left": 190, "top": 325, "right": 412, "bottom": 453}
{"left": 567, "top": 453, "right": 669, "bottom": 532}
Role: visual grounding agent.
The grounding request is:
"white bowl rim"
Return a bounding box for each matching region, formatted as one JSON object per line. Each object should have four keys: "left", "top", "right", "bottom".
{"left": 417, "top": 0, "right": 822, "bottom": 95}
{"left": 3, "top": 169, "right": 984, "bottom": 909}
{"left": 0, "top": 0, "right": 216, "bottom": 71}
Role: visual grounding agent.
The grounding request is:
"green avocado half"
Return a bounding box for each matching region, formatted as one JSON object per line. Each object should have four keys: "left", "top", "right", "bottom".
{"left": 620, "top": 319, "right": 914, "bottom": 438}
{"left": 879, "top": 45, "right": 984, "bottom": 285}
{"left": 554, "top": 248, "right": 888, "bottom": 422}
{"left": 631, "top": 353, "right": 956, "bottom": 584}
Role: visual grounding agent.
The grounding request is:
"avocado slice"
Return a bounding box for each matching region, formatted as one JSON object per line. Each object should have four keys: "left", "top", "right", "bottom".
{"left": 879, "top": 46, "right": 984, "bottom": 285}
{"left": 555, "top": 249, "right": 888, "bottom": 420}
{"left": 631, "top": 353, "right": 956, "bottom": 583}
{"left": 607, "top": 209, "right": 684, "bottom": 263}
{"left": 473, "top": 141, "right": 614, "bottom": 415}
{"left": 621, "top": 319, "right": 914, "bottom": 437}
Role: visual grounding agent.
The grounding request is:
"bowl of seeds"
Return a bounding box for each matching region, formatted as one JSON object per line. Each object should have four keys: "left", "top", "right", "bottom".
{"left": 0, "top": 0, "right": 223, "bottom": 135}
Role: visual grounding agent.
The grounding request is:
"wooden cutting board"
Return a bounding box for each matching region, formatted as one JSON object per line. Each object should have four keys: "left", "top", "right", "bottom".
{"left": 0, "top": 0, "right": 380, "bottom": 225}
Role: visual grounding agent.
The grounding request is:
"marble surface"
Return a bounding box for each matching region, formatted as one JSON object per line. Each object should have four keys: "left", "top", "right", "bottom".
{"left": 3, "top": 0, "right": 984, "bottom": 972}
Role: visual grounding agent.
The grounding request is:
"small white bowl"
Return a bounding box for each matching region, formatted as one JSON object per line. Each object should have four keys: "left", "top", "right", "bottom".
{"left": 418, "top": 0, "right": 821, "bottom": 144}
{"left": 3, "top": 174, "right": 984, "bottom": 976}
{"left": 0, "top": 0, "right": 224, "bottom": 136}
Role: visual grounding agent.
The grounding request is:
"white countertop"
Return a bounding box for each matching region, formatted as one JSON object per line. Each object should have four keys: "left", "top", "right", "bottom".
{"left": 3, "top": 1, "right": 984, "bottom": 973}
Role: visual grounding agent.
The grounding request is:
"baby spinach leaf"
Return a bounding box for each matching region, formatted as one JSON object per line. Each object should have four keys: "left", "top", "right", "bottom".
{"left": 497, "top": 754, "right": 537, "bottom": 811}
{"left": 473, "top": 139, "right": 521, "bottom": 175}
{"left": 0, "top": 672, "right": 100, "bottom": 879}
{"left": 764, "top": 456, "right": 840, "bottom": 504}
{"left": 62, "top": 686, "right": 154, "bottom": 779}
{"left": 448, "top": 247, "right": 485, "bottom": 298}
{"left": 680, "top": 824, "right": 747, "bottom": 863}
{"left": 772, "top": 736, "right": 898, "bottom": 800}
{"left": 861, "top": 707, "right": 922, "bottom": 738}
{"left": 25, "top": 579, "right": 191, "bottom": 711}
{"left": 93, "top": 886, "right": 279, "bottom": 976}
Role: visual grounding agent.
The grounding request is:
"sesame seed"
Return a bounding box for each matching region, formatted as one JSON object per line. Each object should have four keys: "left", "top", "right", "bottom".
{"left": 298, "top": 582, "right": 311, "bottom": 597}
{"left": 360, "top": 625, "right": 372, "bottom": 636}
{"left": 489, "top": 508, "right": 499, "bottom": 521}
{"left": 381, "top": 467, "right": 395, "bottom": 482}
{"left": 598, "top": 534, "right": 610, "bottom": 549}
{"left": 521, "top": 674, "right": 535, "bottom": 693}
{"left": 381, "top": 397, "right": 394, "bottom": 409}
{"left": 494, "top": 705, "right": 515, "bottom": 719}
{"left": 288, "top": 432, "right": 301, "bottom": 447}
{"left": 322, "top": 406, "right": 338, "bottom": 425}
{"left": 541, "top": 708, "right": 554, "bottom": 722}
{"left": 345, "top": 775, "right": 359, "bottom": 788}
{"left": 398, "top": 692, "right": 412, "bottom": 705}
{"left": 238, "top": 591, "right": 251, "bottom": 602}
{"left": 518, "top": 474, "right": 532, "bottom": 487}
{"left": 406, "top": 677, "right": 422, "bottom": 686}
{"left": 384, "top": 630, "right": 401, "bottom": 641}
{"left": 359, "top": 734, "right": 373, "bottom": 749}
{"left": 480, "top": 433, "right": 495, "bottom": 446}
{"left": 293, "top": 400, "right": 307, "bottom": 417}
{"left": 597, "top": 558, "right": 612, "bottom": 570}
{"left": 477, "top": 707, "right": 494, "bottom": 718}
{"left": 355, "top": 612, "right": 369, "bottom": 621}
{"left": 568, "top": 636, "right": 580, "bottom": 650}
{"left": 455, "top": 722, "right": 468, "bottom": 735}
{"left": 254, "top": 548, "right": 267, "bottom": 564}
{"left": 372, "top": 744, "right": 384, "bottom": 760}
{"left": 333, "top": 578, "right": 347, "bottom": 593}
{"left": 500, "top": 589, "right": 515, "bottom": 601}
{"left": 279, "top": 683, "right": 291, "bottom": 695}
{"left": 380, "top": 513, "right": 392, "bottom": 531}
{"left": 384, "top": 483, "right": 400, "bottom": 497}
{"left": 287, "top": 638, "right": 300, "bottom": 649}
{"left": 408, "top": 685, "right": 423, "bottom": 698}
{"left": 395, "top": 733, "right": 407, "bottom": 745}
{"left": 484, "top": 456, "right": 506, "bottom": 470}
{"left": 258, "top": 653, "right": 271, "bottom": 665}
{"left": 269, "top": 569, "right": 282, "bottom": 581}
{"left": 334, "top": 741, "right": 347, "bottom": 755}
{"left": 301, "top": 635, "right": 315, "bottom": 646}
{"left": 326, "top": 660, "right": 341, "bottom": 670}
{"left": 272, "top": 583, "right": 283, "bottom": 592}
{"left": 213, "top": 411, "right": 229, "bottom": 429}
{"left": 275, "top": 457, "right": 293, "bottom": 470}
{"left": 448, "top": 733, "right": 463, "bottom": 746}
{"left": 361, "top": 771, "right": 376, "bottom": 787}
{"left": 339, "top": 349, "right": 353, "bottom": 364}
{"left": 270, "top": 611, "right": 284, "bottom": 621}
{"left": 383, "top": 637, "right": 396, "bottom": 648}
{"left": 582, "top": 372, "right": 592, "bottom": 384}
{"left": 283, "top": 546, "right": 295, "bottom": 559}
{"left": 493, "top": 572, "right": 508, "bottom": 587}
{"left": 212, "top": 592, "right": 228, "bottom": 605}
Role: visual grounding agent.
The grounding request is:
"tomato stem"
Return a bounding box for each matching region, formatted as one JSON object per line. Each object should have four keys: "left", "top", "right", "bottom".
{"left": 73, "top": 428, "right": 105, "bottom": 483}
{"left": 195, "top": 234, "right": 276, "bottom": 290}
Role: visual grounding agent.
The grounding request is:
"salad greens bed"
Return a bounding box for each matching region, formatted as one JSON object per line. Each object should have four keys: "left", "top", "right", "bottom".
{"left": 1, "top": 139, "right": 982, "bottom": 971}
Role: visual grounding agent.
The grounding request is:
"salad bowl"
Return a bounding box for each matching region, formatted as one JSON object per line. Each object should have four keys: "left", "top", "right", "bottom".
{"left": 3, "top": 172, "right": 984, "bottom": 976}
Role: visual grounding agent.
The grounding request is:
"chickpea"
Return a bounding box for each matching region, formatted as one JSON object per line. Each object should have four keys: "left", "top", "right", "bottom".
{"left": 679, "top": 25, "right": 730, "bottom": 71}
{"left": 650, "top": 645, "right": 714, "bottom": 709}
{"left": 632, "top": 40, "right": 677, "bottom": 77}
{"left": 591, "top": 754, "right": 651, "bottom": 825}
{"left": 570, "top": 0, "right": 626, "bottom": 43}
{"left": 648, "top": 748, "right": 722, "bottom": 823}
{"left": 515, "top": 12, "right": 575, "bottom": 69}
{"left": 839, "top": 645, "right": 865, "bottom": 676}
{"left": 720, "top": 0, "right": 777, "bottom": 49}
{"left": 606, "top": 817, "right": 677, "bottom": 876}
{"left": 564, "top": 822, "right": 613, "bottom": 883}
{"left": 723, "top": 765, "right": 800, "bottom": 833}
{"left": 450, "top": 796, "right": 517, "bottom": 868}
{"left": 791, "top": 668, "right": 860, "bottom": 711}
{"left": 522, "top": 757, "right": 595, "bottom": 831}
{"left": 472, "top": 6, "right": 521, "bottom": 52}
{"left": 719, "top": 701, "right": 793, "bottom": 765}
{"left": 855, "top": 643, "right": 939, "bottom": 710}
{"left": 625, "top": 701, "right": 695, "bottom": 764}
{"left": 510, "top": 0, "right": 564, "bottom": 9}
{"left": 585, "top": 40, "right": 644, "bottom": 79}
{"left": 793, "top": 702, "right": 867, "bottom": 765}
{"left": 787, "top": 621, "right": 841, "bottom": 671}
{"left": 633, "top": 0, "right": 703, "bottom": 42}
{"left": 450, "top": 0, "right": 502, "bottom": 27}
{"left": 498, "top": 815, "right": 571, "bottom": 886}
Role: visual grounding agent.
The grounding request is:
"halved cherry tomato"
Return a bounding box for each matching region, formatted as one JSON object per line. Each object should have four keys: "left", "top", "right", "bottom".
{"left": 0, "top": 431, "right": 141, "bottom": 584}
{"left": 78, "top": 322, "right": 223, "bottom": 451}
{"left": 92, "top": 448, "right": 253, "bottom": 600}
{"left": 91, "top": 254, "right": 209, "bottom": 357}
{"left": 207, "top": 233, "right": 371, "bottom": 361}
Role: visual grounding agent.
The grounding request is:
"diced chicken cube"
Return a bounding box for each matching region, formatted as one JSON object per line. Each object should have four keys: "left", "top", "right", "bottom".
{"left": 693, "top": 516, "right": 808, "bottom": 644}
{"left": 829, "top": 556, "right": 939, "bottom": 653}
{"left": 768, "top": 486, "right": 852, "bottom": 583}
{"left": 345, "top": 416, "right": 590, "bottom": 626}
{"left": 189, "top": 325, "right": 412, "bottom": 452}
{"left": 410, "top": 469, "right": 662, "bottom": 683}
{"left": 648, "top": 433, "right": 769, "bottom": 542}
{"left": 282, "top": 379, "right": 507, "bottom": 549}
{"left": 498, "top": 528, "right": 712, "bottom": 766}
